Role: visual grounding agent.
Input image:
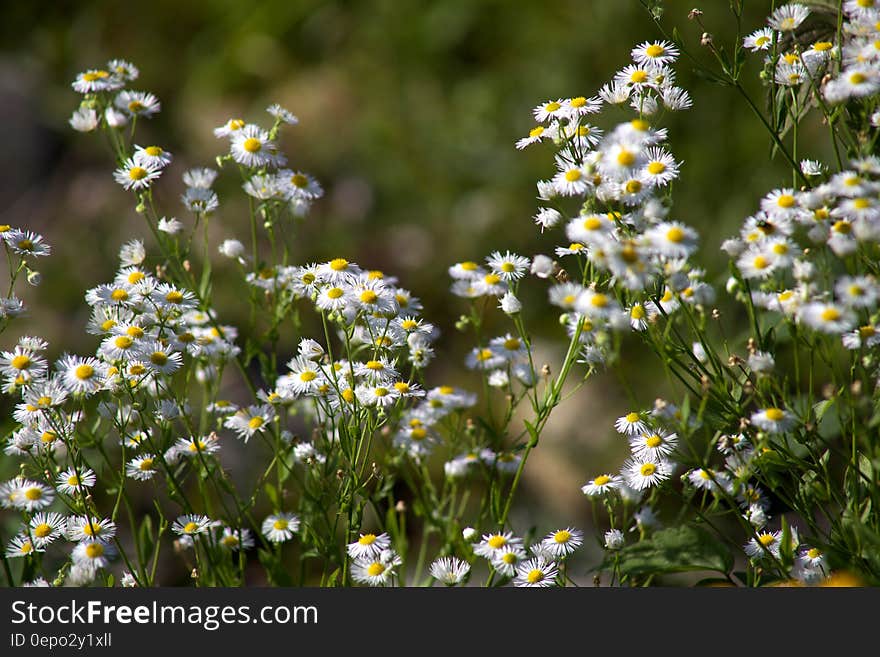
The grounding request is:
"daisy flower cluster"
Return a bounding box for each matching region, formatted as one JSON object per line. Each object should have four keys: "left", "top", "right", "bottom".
{"left": 724, "top": 160, "right": 880, "bottom": 376}
{"left": 516, "top": 40, "right": 712, "bottom": 369}
{"left": 469, "top": 526, "right": 583, "bottom": 587}
{"left": 743, "top": 2, "right": 880, "bottom": 104}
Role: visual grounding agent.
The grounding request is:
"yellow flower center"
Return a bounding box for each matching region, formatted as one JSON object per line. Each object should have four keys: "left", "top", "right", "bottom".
{"left": 584, "top": 216, "right": 603, "bottom": 231}
{"left": 11, "top": 355, "right": 31, "bottom": 370}
{"left": 150, "top": 352, "right": 168, "bottom": 366}
{"left": 765, "top": 408, "right": 785, "bottom": 421}
{"left": 165, "top": 290, "right": 184, "bottom": 304}
{"left": 502, "top": 552, "right": 517, "bottom": 564}
{"left": 631, "top": 119, "right": 649, "bottom": 131}
{"left": 630, "top": 70, "right": 649, "bottom": 83}
{"left": 528, "top": 126, "right": 544, "bottom": 138}
{"left": 756, "top": 36, "right": 770, "bottom": 47}
{"left": 330, "top": 258, "right": 349, "bottom": 271}
{"left": 248, "top": 416, "right": 264, "bottom": 430}
{"left": 83, "top": 70, "right": 109, "bottom": 82}
{"left": 487, "top": 535, "right": 507, "bottom": 549}
{"left": 410, "top": 427, "right": 427, "bottom": 441}
{"left": 617, "top": 150, "right": 636, "bottom": 167}
{"left": 593, "top": 475, "right": 611, "bottom": 486}
{"left": 853, "top": 198, "right": 870, "bottom": 210}
{"left": 243, "top": 137, "right": 262, "bottom": 153}
{"left": 526, "top": 569, "right": 545, "bottom": 584}
{"left": 776, "top": 194, "right": 795, "bottom": 208}
{"left": 367, "top": 562, "right": 386, "bottom": 577}
{"left": 807, "top": 547, "right": 821, "bottom": 559}
{"left": 484, "top": 273, "right": 501, "bottom": 285}
{"left": 859, "top": 325, "right": 876, "bottom": 338}
{"left": 625, "top": 412, "right": 640, "bottom": 423}
{"left": 648, "top": 161, "right": 666, "bottom": 174}
{"left": 850, "top": 72, "right": 867, "bottom": 85}
{"left": 85, "top": 543, "right": 105, "bottom": 559}
{"left": 553, "top": 530, "right": 571, "bottom": 544}
{"left": 273, "top": 519, "right": 289, "bottom": 531}
{"left": 625, "top": 180, "right": 642, "bottom": 194}
{"left": 144, "top": 146, "right": 163, "bottom": 157}
{"left": 82, "top": 522, "right": 101, "bottom": 536}
{"left": 833, "top": 220, "right": 852, "bottom": 234}
{"left": 590, "top": 293, "right": 609, "bottom": 308}
{"left": 67, "top": 475, "right": 80, "bottom": 486}
{"left": 570, "top": 96, "right": 588, "bottom": 107}
{"left": 374, "top": 387, "right": 389, "bottom": 397}
{"left": 111, "top": 289, "right": 129, "bottom": 302}
{"left": 640, "top": 463, "right": 656, "bottom": 477}
{"left": 128, "top": 101, "right": 145, "bottom": 113}
{"left": 24, "top": 487, "right": 42, "bottom": 501}
{"left": 645, "top": 434, "right": 662, "bottom": 448}
{"left": 476, "top": 349, "right": 494, "bottom": 361}
{"left": 666, "top": 227, "right": 684, "bottom": 243}
{"left": 564, "top": 169, "right": 582, "bottom": 182}
{"left": 821, "top": 308, "right": 841, "bottom": 322}
{"left": 33, "top": 523, "right": 52, "bottom": 538}
{"left": 128, "top": 167, "right": 148, "bottom": 181}
{"left": 359, "top": 534, "right": 377, "bottom": 545}
{"left": 291, "top": 173, "right": 309, "bottom": 188}
{"left": 503, "top": 338, "right": 521, "bottom": 350}
{"left": 813, "top": 41, "right": 833, "bottom": 51}
{"left": 183, "top": 522, "right": 199, "bottom": 534}
{"left": 75, "top": 364, "right": 94, "bottom": 380}
{"left": 139, "top": 458, "right": 154, "bottom": 471}
{"left": 753, "top": 255, "right": 770, "bottom": 270}
{"left": 360, "top": 290, "right": 378, "bottom": 304}
{"left": 544, "top": 101, "right": 561, "bottom": 113}
{"left": 759, "top": 533, "right": 776, "bottom": 547}
{"left": 114, "top": 336, "right": 133, "bottom": 350}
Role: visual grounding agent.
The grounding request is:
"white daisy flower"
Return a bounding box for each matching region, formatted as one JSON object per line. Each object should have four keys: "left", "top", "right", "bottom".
{"left": 532, "top": 99, "right": 566, "bottom": 123}
{"left": 113, "top": 157, "right": 162, "bottom": 191}
{"left": 72, "top": 541, "right": 117, "bottom": 570}
{"left": 230, "top": 124, "right": 277, "bottom": 168}
{"left": 540, "top": 527, "right": 583, "bottom": 558}
{"left": 513, "top": 557, "right": 558, "bottom": 587}
{"left": 516, "top": 125, "right": 549, "bottom": 150}
{"left": 486, "top": 251, "right": 530, "bottom": 282}
{"left": 72, "top": 68, "right": 122, "bottom": 94}
{"left": 67, "top": 516, "right": 117, "bottom": 543}
{"left": 798, "top": 302, "right": 857, "bottom": 334}
{"left": 768, "top": 3, "right": 810, "bottom": 31}
{"left": 351, "top": 550, "right": 402, "bottom": 586}
{"left": 629, "top": 430, "right": 678, "bottom": 460}
{"left": 55, "top": 468, "right": 96, "bottom": 495}
{"left": 743, "top": 27, "right": 774, "bottom": 51}
{"left": 581, "top": 473, "right": 623, "bottom": 497}
{"left": 172, "top": 514, "right": 211, "bottom": 537}
{"left": 429, "top": 556, "right": 471, "bottom": 585}
{"left": 744, "top": 530, "right": 782, "bottom": 560}
{"left": 262, "top": 513, "right": 300, "bottom": 543}
{"left": 750, "top": 407, "right": 797, "bottom": 434}
{"left": 621, "top": 456, "right": 674, "bottom": 491}
{"left": 6, "top": 534, "right": 42, "bottom": 558}
{"left": 115, "top": 90, "right": 161, "bottom": 117}
{"left": 473, "top": 531, "right": 523, "bottom": 559}
{"left": 631, "top": 40, "right": 679, "bottom": 65}
{"left": 224, "top": 404, "right": 275, "bottom": 441}
{"left": 125, "top": 454, "right": 157, "bottom": 481}
{"left": 29, "top": 512, "right": 67, "bottom": 548}
{"left": 614, "top": 411, "right": 647, "bottom": 436}
{"left": 346, "top": 532, "right": 391, "bottom": 560}
{"left": 490, "top": 546, "right": 528, "bottom": 578}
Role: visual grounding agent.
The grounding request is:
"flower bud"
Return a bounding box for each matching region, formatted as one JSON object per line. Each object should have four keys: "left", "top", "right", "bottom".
{"left": 26, "top": 270, "right": 41, "bottom": 286}
{"left": 499, "top": 291, "right": 522, "bottom": 315}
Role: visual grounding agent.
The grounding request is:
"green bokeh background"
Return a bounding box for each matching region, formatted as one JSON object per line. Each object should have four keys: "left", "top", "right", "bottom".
{"left": 0, "top": 1, "right": 832, "bottom": 582}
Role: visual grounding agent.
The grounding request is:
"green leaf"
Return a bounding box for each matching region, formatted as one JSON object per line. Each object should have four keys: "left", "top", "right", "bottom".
{"left": 610, "top": 524, "right": 734, "bottom": 577}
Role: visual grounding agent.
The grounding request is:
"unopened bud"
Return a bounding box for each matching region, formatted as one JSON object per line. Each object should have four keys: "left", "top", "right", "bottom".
{"left": 26, "top": 270, "right": 41, "bottom": 286}
{"left": 701, "top": 32, "right": 713, "bottom": 47}
{"left": 688, "top": 8, "right": 703, "bottom": 19}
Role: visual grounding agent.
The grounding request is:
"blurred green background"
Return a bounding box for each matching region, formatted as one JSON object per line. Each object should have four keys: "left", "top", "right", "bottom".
{"left": 0, "top": 1, "right": 833, "bottom": 580}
